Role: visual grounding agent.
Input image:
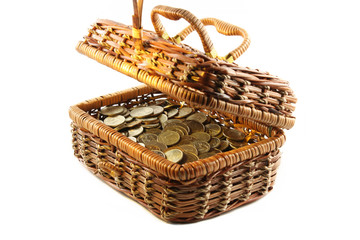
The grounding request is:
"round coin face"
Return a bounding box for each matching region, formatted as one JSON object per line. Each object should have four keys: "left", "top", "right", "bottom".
{"left": 199, "top": 151, "right": 217, "bottom": 159}
{"left": 223, "top": 128, "right": 246, "bottom": 141}
{"left": 165, "top": 149, "right": 184, "bottom": 163}
{"left": 191, "top": 132, "right": 211, "bottom": 142}
{"left": 182, "top": 151, "right": 199, "bottom": 163}
{"left": 103, "top": 115, "right": 125, "bottom": 127}
{"left": 138, "top": 133, "right": 158, "bottom": 144}
{"left": 186, "top": 112, "right": 207, "bottom": 123}
{"left": 158, "top": 114, "right": 168, "bottom": 125}
{"left": 184, "top": 120, "right": 205, "bottom": 133}
{"left": 193, "top": 141, "right": 211, "bottom": 154}
{"left": 100, "top": 106, "right": 127, "bottom": 116}
{"left": 175, "top": 107, "right": 193, "bottom": 118}
{"left": 145, "top": 141, "right": 167, "bottom": 151}
{"left": 205, "top": 124, "right": 222, "bottom": 137}
{"left": 209, "top": 137, "right": 221, "bottom": 148}
{"left": 149, "top": 105, "right": 164, "bottom": 116}
{"left": 126, "top": 119, "right": 142, "bottom": 128}
{"left": 218, "top": 140, "right": 229, "bottom": 151}
{"left": 152, "top": 150, "right": 166, "bottom": 158}
{"left": 158, "top": 130, "right": 180, "bottom": 146}
{"left": 167, "top": 108, "right": 179, "bottom": 118}
{"left": 179, "top": 144, "right": 198, "bottom": 155}
{"left": 130, "top": 107, "right": 154, "bottom": 118}
{"left": 128, "top": 126, "right": 144, "bottom": 137}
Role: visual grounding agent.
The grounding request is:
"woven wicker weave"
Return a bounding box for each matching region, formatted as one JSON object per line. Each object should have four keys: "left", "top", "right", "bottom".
{"left": 70, "top": 85, "right": 284, "bottom": 223}
{"left": 70, "top": 0, "right": 296, "bottom": 223}
{"left": 76, "top": 2, "right": 297, "bottom": 129}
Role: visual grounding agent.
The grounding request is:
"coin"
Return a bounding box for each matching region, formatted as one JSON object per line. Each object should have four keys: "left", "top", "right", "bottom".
{"left": 158, "top": 114, "right": 168, "bottom": 125}
{"left": 167, "top": 108, "right": 179, "bottom": 118}
{"left": 144, "top": 128, "right": 162, "bottom": 135}
{"left": 164, "top": 122, "right": 190, "bottom": 133}
{"left": 141, "top": 117, "right": 159, "bottom": 123}
{"left": 190, "top": 132, "right": 211, "bottom": 142}
{"left": 126, "top": 119, "right": 142, "bottom": 128}
{"left": 138, "top": 133, "right": 158, "bottom": 144}
{"left": 177, "top": 135, "right": 197, "bottom": 145}
{"left": 149, "top": 105, "right": 164, "bottom": 116}
{"left": 227, "top": 139, "right": 247, "bottom": 148}
{"left": 165, "top": 149, "right": 184, "bottom": 163}
{"left": 182, "top": 151, "right": 199, "bottom": 163}
{"left": 223, "top": 128, "right": 246, "bottom": 141}
{"left": 193, "top": 141, "right": 211, "bottom": 154}
{"left": 175, "top": 107, "right": 193, "bottom": 118}
{"left": 152, "top": 150, "right": 166, "bottom": 158}
{"left": 142, "top": 123, "right": 160, "bottom": 129}
{"left": 179, "top": 144, "right": 198, "bottom": 155}
{"left": 128, "top": 126, "right": 144, "bottom": 137}
{"left": 104, "top": 115, "right": 125, "bottom": 127}
{"left": 186, "top": 112, "right": 207, "bottom": 123}
{"left": 145, "top": 141, "right": 167, "bottom": 151}
{"left": 128, "top": 136, "right": 137, "bottom": 142}
{"left": 100, "top": 105, "right": 127, "bottom": 116}
{"left": 199, "top": 151, "right": 217, "bottom": 159}
{"left": 158, "top": 130, "right": 180, "bottom": 146}
{"left": 130, "top": 107, "right": 154, "bottom": 118}
{"left": 205, "top": 124, "right": 222, "bottom": 137}
{"left": 218, "top": 140, "right": 229, "bottom": 151}
{"left": 184, "top": 120, "right": 205, "bottom": 133}
{"left": 163, "top": 125, "right": 188, "bottom": 136}
{"left": 125, "top": 116, "right": 133, "bottom": 122}
{"left": 209, "top": 137, "right": 221, "bottom": 148}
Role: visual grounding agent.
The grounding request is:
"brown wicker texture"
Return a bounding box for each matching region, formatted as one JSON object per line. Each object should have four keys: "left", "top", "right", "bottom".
{"left": 76, "top": 3, "right": 297, "bottom": 129}
{"left": 69, "top": 85, "right": 285, "bottom": 223}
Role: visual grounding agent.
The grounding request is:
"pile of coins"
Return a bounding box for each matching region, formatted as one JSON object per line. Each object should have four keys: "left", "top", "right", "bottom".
{"left": 98, "top": 101, "right": 265, "bottom": 164}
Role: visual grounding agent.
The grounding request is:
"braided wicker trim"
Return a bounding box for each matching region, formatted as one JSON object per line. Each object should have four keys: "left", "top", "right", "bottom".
{"left": 69, "top": 85, "right": 285, "bottom": 182}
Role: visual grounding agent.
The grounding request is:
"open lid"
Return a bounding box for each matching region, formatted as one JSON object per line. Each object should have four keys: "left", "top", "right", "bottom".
{"left": 76, "top": 0, "right": 297, "bottom": 129}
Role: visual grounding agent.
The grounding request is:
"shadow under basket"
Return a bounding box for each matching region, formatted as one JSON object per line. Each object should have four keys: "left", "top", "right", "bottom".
{"left": 69, "top": 84, "right": 285, "bottom": 223}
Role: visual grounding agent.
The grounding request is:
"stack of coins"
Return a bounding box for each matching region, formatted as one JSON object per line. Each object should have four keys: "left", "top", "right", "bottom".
{"left": 99, "top": 102, "right": 265, "bottom": 164}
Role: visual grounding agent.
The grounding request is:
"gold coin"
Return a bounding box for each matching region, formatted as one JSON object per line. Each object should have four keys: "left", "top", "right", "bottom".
{"left": 209, "top": 137, "right": 221, "bottom": 148}
{"left": 164, "top": 122, "right": 190, "bottom": 133}
{"left": 142, "top": 123, "right": 160, "bottom": 128}
{"left": 149, "top": 105, "right": 164, "bottom": 116}
{"left": 144, "top": 128, "right": 162, "bottom": 135}
{"left": 186, "top": 112, "right": 207, "bottom": 123}
{"left": 227, "top": 139, "right": 247, "bottom": 148}
{"left": 182, "top": 151, "right": 199, "bottom": 163}
{"left": 128, "top": 136, "right": 137, "bottom": 142}
{"left": 199, "top": 151, "right": 217, "bottom": 159}
{"left": 164, "top": 125, "right": 188, "bottom": 136}
{"left": 138, "top": 133, "right": 158, "bottom": 144}
{"left": 128, "top": 126, "right": 144, "bottom": 137}
{"left": 191, "top": 132, "right": 211, "bottom": 142}
{"left": 175, "top": 107, "right": 193, "bottom": 118}
{"left": 158, "top": 114, "right": 168, "bottom": 125}
{"left": 162, "top": 119, "right": 182, "bottom": 128}
{"left": 130, "top": 107, "right": 154, "bottom": 118}
{"left": 179, "top": 144, "right": 198, "bottom": 156}
{"left": 193, "top": 141, "right": 211, "bottom": 154}
{"left": 141, "top": 117, "right": 159, "bottom": 123}
{"left": 152, "top": 150, "right": 166, "bottom": 158}
{"left": 113, "top": 123, "right": 127, "bottom": 131}
{"left": 100, "top": 106, "right": 127, "bottom": 116}
{"left": 145, "top": 141, "right": 167, "bottom": 151}
{"left": 146, "top": 145, "right": 160, "bottom": 151}
{"left": 103, "top": 115, "right": 125, "bottom": 127}
{"left": 184, "top": 120, "right": 205, "bottom": 133}
{"left": 177, "top": 135, "right": 197, "bottom": 145}
{"left": 126, "top": 119, "right": 142, "bottom": 128}
{"left": 205, "top": 124, "right": 222, "bottom": 137}
{"left": 125, "top": 116, "right": 133, "bottom": 122}
{"left": 158, "top": 130, "right": 180, "bottom": 146}
{"left": 167, "top": 108, "right": 179, "bottom": 118}
{"left": 218, "top": 140, "right": 229, "bottom": 151}
{"left": 223, "top": 128, "right": 246, "bottom": 141}
{"left": 165, "top": 149, "right": 184, "bottom": 163}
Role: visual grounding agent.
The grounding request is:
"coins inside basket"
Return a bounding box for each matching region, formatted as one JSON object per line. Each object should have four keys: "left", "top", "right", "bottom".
{"left": 97, "top": 99, "right": 266, "bottom": 164}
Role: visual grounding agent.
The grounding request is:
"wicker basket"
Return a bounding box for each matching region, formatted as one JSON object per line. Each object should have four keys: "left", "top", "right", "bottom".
{"left": 70, "top": 0, "right": 296, "bottom": 223}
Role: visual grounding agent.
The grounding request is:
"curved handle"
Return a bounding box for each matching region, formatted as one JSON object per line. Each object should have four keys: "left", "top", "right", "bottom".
{"left": 151, "top": 5, "right": 218, "bottom": 58}
{"left": 175, "top": 18, "right": 251, "bottom": 62}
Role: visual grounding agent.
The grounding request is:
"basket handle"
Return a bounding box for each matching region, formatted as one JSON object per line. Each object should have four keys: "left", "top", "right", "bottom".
{"left": 175, "top": 18, "right": 250, "bottom": 63}
{"left": 151, "top": 5, "right": 218, "bottom": 58}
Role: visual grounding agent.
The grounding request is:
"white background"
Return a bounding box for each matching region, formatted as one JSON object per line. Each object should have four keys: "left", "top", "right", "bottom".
{"left": 1, "top": 0, "right": 359, "bottom": 239}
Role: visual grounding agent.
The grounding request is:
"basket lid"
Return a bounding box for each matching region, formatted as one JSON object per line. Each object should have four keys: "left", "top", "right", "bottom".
{"left": 76, "top": 1, "right": 297, "bottom": 129}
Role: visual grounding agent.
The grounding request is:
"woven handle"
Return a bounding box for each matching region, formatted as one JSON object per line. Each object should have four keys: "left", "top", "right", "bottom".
{"left": 176, "top": 18, "right": 250, "bottom": 62}
{"left": 151, "top": 5, "right": 217, "bottom": 58}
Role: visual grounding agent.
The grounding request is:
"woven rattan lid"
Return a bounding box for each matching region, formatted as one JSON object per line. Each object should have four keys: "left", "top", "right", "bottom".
{"left": 76, "top": 1, "right": 297, "bottom": 129}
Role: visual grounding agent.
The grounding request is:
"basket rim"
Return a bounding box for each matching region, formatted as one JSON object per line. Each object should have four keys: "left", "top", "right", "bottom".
{"left": 76, "top": 37, "right": 296, "bottom": 130}
{"left": 69, "top": 84, "right": 286, "bottom": 182}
